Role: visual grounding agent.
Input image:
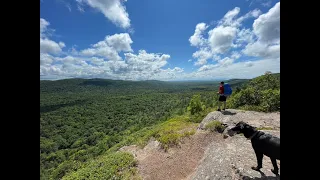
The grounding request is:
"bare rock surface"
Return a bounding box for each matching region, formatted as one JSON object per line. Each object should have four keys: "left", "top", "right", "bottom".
{"left": 120, "top": 109, "right": 280, "bottom": 180}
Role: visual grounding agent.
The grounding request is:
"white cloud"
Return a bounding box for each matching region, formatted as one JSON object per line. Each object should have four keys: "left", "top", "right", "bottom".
{"left": 40, "top": 18, "right": 49, "bottom": 38}
{"left": 244, "top": 61, "right": 254, "bottom": 67}
{"left": 40, "top": 64, "right": 64, "bottom": 77}
{"left": 89, "top": 57, "right": 105, "bottom": 66}
{"left": 189, "top": 23, "right": 208, "bottom": 47}
{"left": 190, "top": 58, "right": 279, "bottom": 80}
{"left": 192, "top": 48, "right": 212, "bottom": 66}
{"left": 231, "top": 51, "right": 241, "bottom": 60}
{"left": 106, "top": 33, "right": 133, "bottom": 52}
{"left": 41, "top": 32, "right": 175, "bottom": 80}
{"left": 40, "top": 53, "right": 54, "bottom": 65}
{"left": 189, "top": 2, "right": 280, "bottom": 78}
{"left": 194, "top": 59, "right": 208, "bottom": 66}
{"left": 236, "top": 28, "right": 255, "bottom": 45}
{"left": 184, "top": 3, "right": 280, "bottom": 80}
{"left": 198, "top": 64, "right": 219, "bottom": 72}
{"left": 218, "top": 57, "right": 235, "bottom": 67}
{"left": 40, "top": 38, "right": 65, "bottom": 54}
{"left": 59, "top": 42, "right": 66, "bottom": 48}
{"left": 243, "top": 2, "right": 280, "bottom": 58}
{"left": 243, "top": 42, "right": 279, "bottom": 58}
{"left": 68, "top": 46, "right": 79, "bottom": 55}
{"left": 106, "top": 60, "right": 128, "bottom": 73}
{"left": 78, "top": 0, "right": 130, "bottom": 29}
{"left": 189, "top": 6, "right": 263, "bottom": 66}
{"left": 41, "top": 3, "right": 280, "bottom": 81}
{"left": 81, "top": 33, "right": 132, "bottom": 61}
{"left": 251, "top": 9, "right": 262, "bottom": 18}
{"left": 41, "top": 34, "right": 177, "bottom": 80}
{"left": 124, "top": 50, "right": 170, "bottom": 72}
{"left": 219, "top": 7, "right": 240, "bottom": 27}
{"left": 212, "top": 54, "right": 221, "bottom": 61}
{"left": 81, "top": 46, "right": 121, "bottom": 61}
{"left": 208, "top": 26, "right": 237, "bottom": 54}
{"left": 219, "top": 8, "right": 261, "bottom": 27}
{"left": 55, "top": 56, "right": 79, "bottom": 64}
{"left": 253, "top": 2, "right": 280, "bottom": 43}
{"left": 196, "top": 56, "right": 235, "bottom": 70}
{"left": 237, "top": 9, "right": 262, "bottom": 23}
{"left": 40, "top": 18, "right": 65, "bottom": 55}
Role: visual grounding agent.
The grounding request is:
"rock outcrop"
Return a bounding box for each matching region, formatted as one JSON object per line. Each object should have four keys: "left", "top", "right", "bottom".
{"left": 191, "top": 109, "right": 280, "bottom": 180}
{"left": 121, "top": 109, "right": 280, "bottom": 180}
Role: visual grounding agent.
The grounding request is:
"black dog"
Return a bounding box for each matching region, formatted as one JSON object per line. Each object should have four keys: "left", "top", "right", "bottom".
{"left": 227, "top": 121, "right": 280, "bottom": 175}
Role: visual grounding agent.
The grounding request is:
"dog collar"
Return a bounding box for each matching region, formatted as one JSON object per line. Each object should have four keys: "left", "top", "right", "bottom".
{"left": 247, "top": 131, "right": 258, "bottom": 140}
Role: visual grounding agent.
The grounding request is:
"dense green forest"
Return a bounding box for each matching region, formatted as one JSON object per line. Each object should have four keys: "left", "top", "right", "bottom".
{"left": 228, "top": 73, "right": 280, "bottom": 112}
{"left": 40, "top": 73, "right": 279, "bottom": 179}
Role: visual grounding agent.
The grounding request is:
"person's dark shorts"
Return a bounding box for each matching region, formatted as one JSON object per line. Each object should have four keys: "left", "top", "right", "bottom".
{"left": 219, "top": 95, "right": 226, "bottom": 102}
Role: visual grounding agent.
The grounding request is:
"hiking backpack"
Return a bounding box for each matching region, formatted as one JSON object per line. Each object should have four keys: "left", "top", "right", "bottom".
{"left": 224, "top": 83, "right": 232, "bottom": 96}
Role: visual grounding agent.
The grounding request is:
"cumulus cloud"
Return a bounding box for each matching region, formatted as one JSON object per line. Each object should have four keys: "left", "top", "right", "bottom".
{"left": 188, "top": 2, "right": 279, "bottom": 79}
{"left": 124, "top": 50, "right": 170, "bottom": 72}
{"left": 253, "top": 2, "right": 280, "bottom": 43}
{"left": 251, "top": 9, "right": 262, "bottom": 18}
{"left": 236, "top": 28, "right": 255, "bottom": 45}
{"left": 192, "top": 48, "right": 212, "bottom": 66}
{"left": 218, "top": 7, "right": 261, "bottom": 27}
{"left": 40, "top": 53, "right": 54, "bottom": 65}
{"left": 40, "top": 49, "right": 179, "bottom": 81}
{"left": 81, "top": 33, "right": 132, "bottom": 61}
{"left": 219, "top": 7, "right": 240, "bottom": 27}
{"left": 40, "top": 18, "right": 65, "bottom": 55}
{"left": 218, "top": 57, "right": 235, "bottom": 67}
{"left": 40, "top": 28, "right": 181, "bottom": 80}
{"left": 243, "top": 41, "right": 279, "bottom": 58}
{"left": 189, "top": 6, "right": 263, "bottom": 66}
{"left": 40, "top": 18, "right": 49, "bottom": 38}
{"left": 208, "top": 26, "right": 238, "bottom": 54}
{"left": 245, "top": 61, "right": 254, "bottom": 67}
{"left": 105, "top": 33, "right": 133, "bottom": 52}
{"left": 40, "top": 39, "right": 66, "bottom": 54}
{"left": 230, "top": 51, "right": 241, "bottom": 60}
{"left": 77, "top": 0, "right": 130, "bottom": 29}
{"left": 243, "top": 2, "right": 280, "bottom": 58}
{"left": 41, "top": 3, "right": 280, "bottom": 81}
{"left": 189, "top": 58, "right": 279, "bottom": 80}
{"left": 81, "top": 46, "right": 121, "bottom": 61}
{"left": 189, "top": 23, "right": 208, "bottom": 47}
{"left": 89, "top": 57, "right": 105, "bottom": 66}
{"left": 106, "top": 60, "right": 129, "bottom": 74}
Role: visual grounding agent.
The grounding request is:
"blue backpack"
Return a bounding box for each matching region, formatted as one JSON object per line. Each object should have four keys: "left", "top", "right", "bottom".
{"left": 224, "top": 83, "right": 232, "bottom": 96}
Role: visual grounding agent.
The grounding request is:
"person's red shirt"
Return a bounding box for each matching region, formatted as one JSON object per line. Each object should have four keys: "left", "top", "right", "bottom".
{"left": 219, "top": 85, "right": 224, "bottom": 94}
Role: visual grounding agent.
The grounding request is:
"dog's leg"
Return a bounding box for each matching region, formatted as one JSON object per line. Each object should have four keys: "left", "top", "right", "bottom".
{"left": 251, "top": 150, "right": 263, "bottom": 171}
{"left": 270, "top": 158, "right": 279, "bottom": 175}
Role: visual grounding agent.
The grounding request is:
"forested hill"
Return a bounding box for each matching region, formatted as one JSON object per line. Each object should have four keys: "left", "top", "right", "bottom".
{"left": 40, "top": 78, "right": 249, "bottom": 93}
{"left": 40, "top": 73, "right": 279, "bottom": 179}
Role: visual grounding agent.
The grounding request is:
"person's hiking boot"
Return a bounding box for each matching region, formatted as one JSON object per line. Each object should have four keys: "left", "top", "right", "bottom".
{"left": 217, "top": 109, "right": 221, "bottom": 111}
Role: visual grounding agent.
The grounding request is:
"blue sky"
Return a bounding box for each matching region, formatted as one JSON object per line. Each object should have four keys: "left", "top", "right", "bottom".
{"left": 40, "top": 0, "right": 280, "bottom": 80}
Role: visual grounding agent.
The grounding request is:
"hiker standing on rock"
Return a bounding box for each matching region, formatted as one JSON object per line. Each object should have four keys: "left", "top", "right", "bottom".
{"left": 217, "top": 81, "right": 232, "bottom": 111}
